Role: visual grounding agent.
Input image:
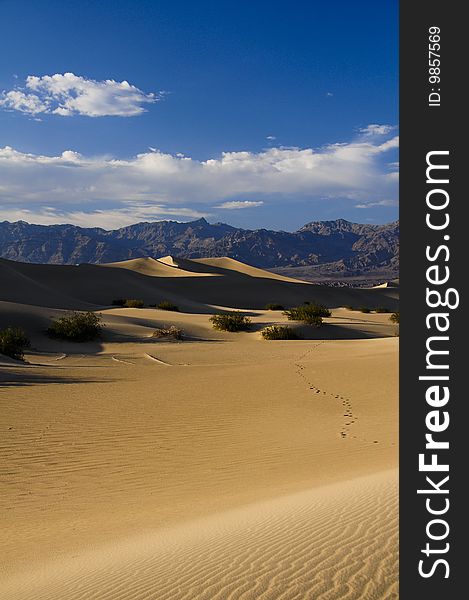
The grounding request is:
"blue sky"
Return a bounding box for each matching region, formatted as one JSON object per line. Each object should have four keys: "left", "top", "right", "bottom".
{"left": 0, "top": 0, "right": 398, "bottom": 231}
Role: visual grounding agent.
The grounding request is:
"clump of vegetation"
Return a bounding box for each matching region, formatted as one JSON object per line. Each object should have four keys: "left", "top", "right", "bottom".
{"left": 210, "top": 312, "right": 251, "bottom": 332}
{"left": 112, "top": 298, "right": 144, "bottom": 308}
{"left": 261, "top": 325, "right": 300, "bottom": 340}
{"left": 112, "top": 298, "right": 126, "bottom": 307}
{"left": 47, "top": 312, "right": 103, "bottom": 342}
{"left": 264, "top": 303, "right": 284, "bottom": 311}
{"left": 344, "top": 304, "right": 355, "bottom": 311}
{"left": 152, "top": 325, "right": 183, "bottom": 340}
{"left": 375, "top": 306, "right": 391, "bottom": 313}
{"left": 390, "top": 311, "right": 400, "bottom": 336}
{"left": 0, "top": 327, "right": 31, "bottom": 360}
{"left": 283, "top": 303, "right": 331, "bottom": 327}
{"left": 157, "top": 301, "right": 180, "bottom": 312}
{"left": 359, "top": 306, "right": 371, "bottom": 314}
{"left": 124, "top": 299, "right": 145, "bottom": 308}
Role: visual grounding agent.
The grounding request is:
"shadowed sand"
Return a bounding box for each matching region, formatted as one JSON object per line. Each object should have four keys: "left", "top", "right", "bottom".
{"left": 0, "top": 257, "right": 398, "bottom": 599}
{"left": 0, "top": 255, "right": 398, "bottom": 311}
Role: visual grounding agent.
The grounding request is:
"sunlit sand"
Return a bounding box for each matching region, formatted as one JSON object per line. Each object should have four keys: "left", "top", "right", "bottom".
{"left": 1, "top": 257, "right": 398, "bottom": 599}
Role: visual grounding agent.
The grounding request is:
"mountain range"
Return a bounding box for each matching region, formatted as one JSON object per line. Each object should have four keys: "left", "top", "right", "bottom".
{"left": 0, "top": 218, "right": 399, "bottom": 280}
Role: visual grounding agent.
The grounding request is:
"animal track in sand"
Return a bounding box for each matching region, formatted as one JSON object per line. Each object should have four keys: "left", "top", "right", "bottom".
{"left": 294, "top": 343, "right": 358, "bottom": 440}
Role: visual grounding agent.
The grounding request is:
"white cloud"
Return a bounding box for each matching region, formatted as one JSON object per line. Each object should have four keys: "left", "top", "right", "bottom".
{"left": 0, "top": 90, "right": 49, "bottom": 114}
{"left": 355, "top": 199, "right": 398, "bottom": 209}
{"left": 326, "top": 92, "right": 334, "bottom": 97}
{"left": 359, "top": 124, "right": 395, "bottom": 136}
{"left": 0, "top": 126, "right": 398, "bottom": 227}
{"left": 0, "top": 204, "right": 210, "bottom": 230}
{"left": 0, "top": 73, "right": 160, "bottom": 117}
{"left": 216, "top": 201, "right": 264, "bottom": 210}
{"left": 266, "top": 135, "right": 276, "bottom": 141}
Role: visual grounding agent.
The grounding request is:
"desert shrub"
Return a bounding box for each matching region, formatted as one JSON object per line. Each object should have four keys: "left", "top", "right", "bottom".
{"left": 152, "top": 325, "right": 183, "bottom": 340}
{"left": 210, "top": 312, "right": 251, "bottom": 332}
{"left": 0, "top": 327, "right": 31, "bottom": 360}
{"left": 47, "top": 312, "right": 102, "bottom": 342}
{"left": 157, "top": 301, "right": 180, "bottom": 312}
{"left": 359, "top": 306, "right": 371, "bottom": 313}
{"left": 112, "top": 298, "right": 144, "bottom": 308}
{"left": 307, "top": 314, "right": 324, "bottom": 327}
{"left": 344, "top": 304, "right": 354, "bottom": 310}
{"left": 265, "top": 303, "right": 284, "bottom": 311}
{"left": 261, "top": 325, "right": 300, "bottom": 340}
{"left": 283, "top": 303, "right": 331, "bottom": 326}
{"left": 112, "top": 298, "right": 126, "bottom": 307}
{"left": 124, "top": 299, "right": 145, "bottom": 308}
{"left": 375, "top": 306, "right": 391, "bottom": 313}
{"left": 390, "top": 311, "right": 400, "bottom": 324}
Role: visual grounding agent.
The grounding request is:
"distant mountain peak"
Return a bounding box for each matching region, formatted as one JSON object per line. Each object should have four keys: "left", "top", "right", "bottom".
{"left": 0, "top": 218, "right": 399, "bottom": 277}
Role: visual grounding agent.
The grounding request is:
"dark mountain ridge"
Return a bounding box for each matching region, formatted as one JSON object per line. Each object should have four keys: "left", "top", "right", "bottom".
{"left": 0, "top": 218, "right": 399, "bottom": 278}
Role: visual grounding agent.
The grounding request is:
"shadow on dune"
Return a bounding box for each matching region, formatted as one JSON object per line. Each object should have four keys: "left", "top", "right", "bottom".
{"left": 0, "top": 257, "right": 399, "bottom": 312}
{"left": 297, "top": 324, "right": 395, "bottom": 340}
{"left": 28, "top": 337, "right": 106, "bottom": 355}
{"left": 247, "top": 321, "right": 395, "bottom": 339}
{"left": 0, "top": 367, "right": 110, "bottom": 388}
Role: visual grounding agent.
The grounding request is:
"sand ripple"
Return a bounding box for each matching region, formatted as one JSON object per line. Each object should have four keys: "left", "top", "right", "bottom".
{"left": 1, "top": 471, "right": 397, "bottom": 600}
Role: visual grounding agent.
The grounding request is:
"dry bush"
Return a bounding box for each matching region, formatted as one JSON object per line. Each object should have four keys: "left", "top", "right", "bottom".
{"left": 47, "top": 312, "right": 102, "bottom": 342}
{"left": 265, "top": 303, "right": 284, "bottom": 310}
{"left": 210, "top": 312, "right": 251, "bottom": 332}
{"left": 157, "top": 301, "right": 180, "bottom": 311}
{"left": 283, "top": 303, "right": 330, "bottom": 326}
{"left": 0, "top": 327, "right": 31, "bottom": 360}
{"left": 152, "top": 325, "right": 183, "bottom": 340}
{"left": 261, "top": 325, "right": 300, "bottom": 340}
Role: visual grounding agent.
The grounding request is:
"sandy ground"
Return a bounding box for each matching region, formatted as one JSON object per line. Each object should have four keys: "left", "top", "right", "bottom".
{"left": 0, "top": 257, "right": 398, "bottom": 599}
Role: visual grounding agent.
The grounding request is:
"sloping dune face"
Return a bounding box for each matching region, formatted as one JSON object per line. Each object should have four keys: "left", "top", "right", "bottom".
{"left": 104, "top": 257, "right": 218, "bottom": 278}
{"left": 0, "top": 256, "right": 399, "bottom": 311}
{"left": 0, "top": 258, "right": 91, "bottom": 310}
{"left": 1, "top": 472, "right": 397, "bottom": 600}
{"left": 156, "top": 255, "right": 304, "bottom": 283}
{"left": 191, "top": 256, "right": 307, "bottom": 282}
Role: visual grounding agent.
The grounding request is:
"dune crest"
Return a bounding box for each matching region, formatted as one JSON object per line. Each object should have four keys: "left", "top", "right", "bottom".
{"left": 0, "top": 256, "right": 399, "bottom": 311}
{"left": 103, "top": 256, "right": 217, "bottom": 278}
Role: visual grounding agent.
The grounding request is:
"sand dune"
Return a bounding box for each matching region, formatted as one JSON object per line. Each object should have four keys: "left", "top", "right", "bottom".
{"left": 104, "top": 256, "right": 219, "bottom": 278}
{"left": 0, "top": 255, "right": 398, "bottom": 598}
{"left": 0, "top": 256, "right": 399, "bottom": 311}
{"left": 1, "top": 332, "right": 397, "bottom": 595}
{"left": 191, "top": 256, "right": 308, "bottom": 282}
{"left": 0, "top": 258, "right": 91, "bottom": 310}
{"left": 0, "top": 471, "right": 397, "bottom": 600}
{"left": 0, "top": 300, "right": 398, "bottom": 352}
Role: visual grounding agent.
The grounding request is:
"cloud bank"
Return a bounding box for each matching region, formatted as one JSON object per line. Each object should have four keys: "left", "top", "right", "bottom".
{"left": 216, "top": 201, "right": 264, "bottom": 210}
{"left": 0, "top": 126, "right": 398, "bottom": 227}
{"left": 0, "top": 73, "right": 160, "bottom": 117}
